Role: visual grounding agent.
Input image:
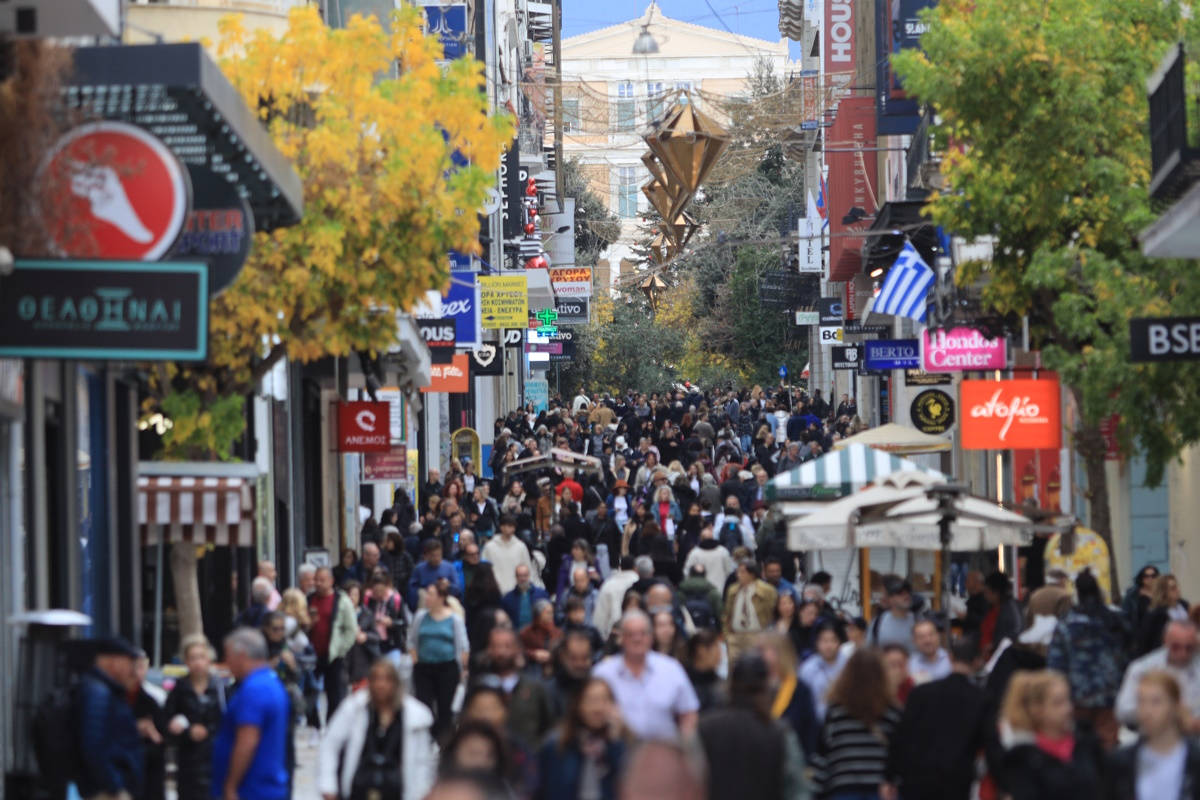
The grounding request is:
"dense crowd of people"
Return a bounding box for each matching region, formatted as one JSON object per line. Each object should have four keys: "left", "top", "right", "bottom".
{"left": 53, "top": 387, "right": 1200, "bottom": 800}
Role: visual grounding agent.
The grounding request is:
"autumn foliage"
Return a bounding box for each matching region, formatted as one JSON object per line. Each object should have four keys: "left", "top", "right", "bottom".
{"left": 150, "top": 6, "right": 513, "bottom": 458}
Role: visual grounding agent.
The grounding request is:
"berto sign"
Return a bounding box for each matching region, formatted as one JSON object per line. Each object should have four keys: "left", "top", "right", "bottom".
{"left": 921, "top": 328, "right": 1006, "bottom": 373}
{"left": 960, "top": 379, "right": 1062, "bottom": 451}
{"left": 338, "top": 400, "right": 392, "bottom": 453}
{"left": 864, "top": 339, "right": 920, "bottom": 370}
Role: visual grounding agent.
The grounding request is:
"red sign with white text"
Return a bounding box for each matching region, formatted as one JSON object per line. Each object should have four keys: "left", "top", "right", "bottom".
{"left": 828, "top": 96, "right": 878, "bottom": 281}
{"left": 338, "top": 401, "right": 392, "bottom": 452}
{"left": 420, "top": 354, "right": 470, "bottom": 394}
{"left": 41, "top": 121, "right": 190, "bottom": 261}
{"left": 960, "top": 379, "right": 1062, "bottom": 451}
{"left": 825, "top": 0, "right": 856, "bottom": 85}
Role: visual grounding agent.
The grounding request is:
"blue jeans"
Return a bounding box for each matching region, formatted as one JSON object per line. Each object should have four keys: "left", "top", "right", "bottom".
{"left": 740, "top": 435, "right": 753, "bottom": 453}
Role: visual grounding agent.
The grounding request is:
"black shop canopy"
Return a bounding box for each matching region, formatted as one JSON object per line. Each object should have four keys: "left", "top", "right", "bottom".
{"left": 63, "top": 42, "right": 303, "bottom": 231}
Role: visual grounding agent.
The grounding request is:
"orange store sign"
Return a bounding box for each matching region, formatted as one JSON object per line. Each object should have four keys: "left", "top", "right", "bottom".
{"left": 960, "top": 379, "right": 1062, "bottom": 450}
{"left": 420, "top": 354, "right": 470, "bottom": 394}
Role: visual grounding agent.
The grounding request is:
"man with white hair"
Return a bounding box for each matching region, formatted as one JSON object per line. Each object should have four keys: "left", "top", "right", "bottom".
{"left": 235, "top": 577, "right": 275, "bottom": 630}
{"left": 212, "top": 629, "right": 290, "bottom": 800}
{"left": 592, "top": 610, "right": 700, "bottom": 740}
{"left": 297, "top": 563, "right": 317, "bottom": 595}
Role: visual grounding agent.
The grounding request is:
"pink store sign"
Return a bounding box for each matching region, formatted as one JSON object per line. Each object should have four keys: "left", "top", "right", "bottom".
{"left": 921, "top": 328, "right": 1007, "bottom": 372}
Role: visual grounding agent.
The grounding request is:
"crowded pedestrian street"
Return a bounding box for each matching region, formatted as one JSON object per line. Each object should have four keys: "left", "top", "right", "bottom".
{"left": 7, "top": 0, "right": 1200, "bottom": 799}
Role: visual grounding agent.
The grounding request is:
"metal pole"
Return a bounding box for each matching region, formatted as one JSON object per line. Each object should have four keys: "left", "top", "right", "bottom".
{"left": 153, "top": 530, "right": 164, "bottom": 668}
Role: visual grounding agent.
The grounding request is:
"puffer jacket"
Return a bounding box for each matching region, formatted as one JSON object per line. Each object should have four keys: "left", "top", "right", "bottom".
{"left": 164, "top": 674, "right": 227, "bottom": 800}
{"left": 75, "top": 667, "right": 144, "bottom": 800}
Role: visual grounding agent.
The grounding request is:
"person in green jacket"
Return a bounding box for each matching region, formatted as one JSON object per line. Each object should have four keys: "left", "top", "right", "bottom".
{"left": 679, "top": 565, "right": 724, "bottom": 630}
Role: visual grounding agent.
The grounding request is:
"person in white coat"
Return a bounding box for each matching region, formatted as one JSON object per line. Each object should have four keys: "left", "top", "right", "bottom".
{"left": 318, "top": 659, "right": 438, "bottom": 800}
{"left": 481, "top": 516, "right": 535, "bottom": 595}
{"left": 593, "top": 555, "right": 640, "bottom": 639}
{"left": 682, "top": 523, "right": 737, "bottom": 592}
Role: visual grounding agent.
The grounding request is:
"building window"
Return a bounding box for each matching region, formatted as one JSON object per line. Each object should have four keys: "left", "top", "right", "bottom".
{"left": 616, "top": 166, "right": 639, "bottom": 218}
{"left": 646, "top": 82, "right": 665, "bottom": 122}
{"left": 675, "top": 81, "right": 692, "bottom": 92}
{"left": 615, "top": 82, "right": 635, "bottom": 132}
{"left": 562, "top": 98, "right": 581, "bottom": 133}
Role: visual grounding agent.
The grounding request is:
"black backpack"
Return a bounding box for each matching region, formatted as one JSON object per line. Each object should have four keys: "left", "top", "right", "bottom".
{"left": 31, "top": 684, "right": 82, "bottom": 783}
{"left": 683, "top": 593, "right": 717, "bottom": 631}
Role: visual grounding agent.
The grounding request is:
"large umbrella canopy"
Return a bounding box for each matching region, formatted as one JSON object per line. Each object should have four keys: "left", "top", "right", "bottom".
{"left": 788, "top": 471, "right": 1036, "bottom": 551}
{"left": 834, "top": 423, "right": 953, "bottom": 455}
{"left": 767, "top": 443, "right": 945, "bottom": 502}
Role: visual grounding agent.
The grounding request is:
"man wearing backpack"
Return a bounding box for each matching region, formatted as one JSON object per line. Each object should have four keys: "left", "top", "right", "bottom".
{"left": 679, "top": 565, "right": 723, "bottom": 631}
{"left": 76, "top": 637, "right": 144, "bottom": 800}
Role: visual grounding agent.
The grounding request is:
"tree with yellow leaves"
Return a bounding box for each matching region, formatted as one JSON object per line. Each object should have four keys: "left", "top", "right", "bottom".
{"left": 150, "top": 6, "right": 513, "bottom": 459}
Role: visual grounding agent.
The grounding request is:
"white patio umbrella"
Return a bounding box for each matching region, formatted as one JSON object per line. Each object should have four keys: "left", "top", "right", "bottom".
{"left": 787, "top": 471, "right": 944, "bottom": 550}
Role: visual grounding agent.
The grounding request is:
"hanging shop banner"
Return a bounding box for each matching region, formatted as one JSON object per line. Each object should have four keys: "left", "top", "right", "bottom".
{"left": 876, "top": 0, "right": 937, "bottom": 135}
{"left": 420, "top": 354, "right": 470, "bottom": 394}
{"left": 864, "top": 339, "right": 920, "bottom": 370}
{"left": 795, "top": 310, "right": 820, "bottom": 325}
{"left": 338, "top": 401, "right": 392, "bottom": 452}
{"left": 827, "top": 96, "right": 879, "bottom": 282}
{"left": 170, "top": 164, "right": 253, "bottom": 296}
{"left": 905, "top": 369, "right": 952, "bottom": 386}
{"left": 417, "top": 318, "right": 457, "bottom": 364}
{"left": 554, "top": 297, "right": 590, "bottom": 325}
{"left": 41, "top": 120, "right": 191, "bottom": 262}
{"left": 413, "top": 271, "right": 480, "bottom": 348}
{"left": 502, "top": 328, "right": 525, "bottom": 348}
{"left": 819, "top": 297, "right": 844, "bottom": 325}
{"left": 960, "top": 379, "right": 1062, "bottom": 451}
{"left": 825, "top": 0, "right": 856, "bottom": 86}
{"left": 1129, "top": 316, "right": 1200, "bottom": 362}
{"left": 550, "top": 267, "right": 593, "bottom": 297}
{"left": 501, "top": 140, "right": 523, "bottom": 240}
{"left": 921, "top": 327, "right": 1006, "bottom": 372}
{"left": 422, "top": 3, "right": 468, "bottom": 60}
{"left": 910, "top": 389, "right": 955, "bottom": 434}
{"left": 480, "top": 274, "right": 529, "bottom": 328}
{"left": 469, "top": 343, "right": 504, "bottom": 376}
{"left": 361, "top": 445, "right": 408, "bottom": 482}
{"left": 525, "top": 342, "right": 562, "bottom": 355}
{"left": 0, "top": 259, "right": 207, "bottom": 361}
{"left": 525, "top": 379, "right": 549, "bottom": 413}
{"left": 832, "top": 345, "right": 861, "bottom": 370}
{"left": 820, "top": 326, "right": 844, "bottom": 346}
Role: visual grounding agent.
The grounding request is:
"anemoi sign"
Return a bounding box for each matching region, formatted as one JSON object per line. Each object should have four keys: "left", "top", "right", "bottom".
{"left": 960, "top": 379, "right": 1062, "bottom": 451}
{"left": 338, "top": 401, "right": 392, "bottom": 452}
{"left": 921, "top": 327, "right": 1006, "bottom": 372}
{"left": 0, "top": 259, "right": 207, "bottom": 361}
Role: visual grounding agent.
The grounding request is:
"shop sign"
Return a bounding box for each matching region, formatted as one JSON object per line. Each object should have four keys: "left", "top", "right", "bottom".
{"left": 825, "top": 0, "right": 855, "bottom": 83}
{"left": 470, "top": 344, "right": 504, "bottom": 376}
{"left": 338, "top": 401, "right": 392, "bottom": 452}
{"left": 417, "top": 318, "right": 457, "bottom": 364}
{"left": 413, "top": 271, "right": 480, "bottom": 347}
{"left": 1129, "top": 317, "right": 1200, "bottom": 362}
{"left": 422, "top": 3, "right": 468, "bottom": 60}
{"left": 910, "top": 389, "right": 955, "bottom": 434}
{"left": 795, "top": 310, "right": 820, "bottom": 326}
{"left": 501, "top": 141, "right": 523, "bottom": 240}
{"left": 905, "top": 369, "right": 952, "bottom": 386}
{"left": 820, "top": 325, "right": 844, "bottom": 346}
{"left": 549, "top": 341, "right": 578, "bottom": 363}
{"left": 41, "top": 121, "right": 190, "bottom": 261}
{"left": 171, "top": 164, "right": 253, "bottom": 295}
{"left": 843, "top": 322, "right": 889, "bottom": 335}
{"left": 362, "top": 445, "right": 408, "bottom": 482}
{"left": 480, "top": 274, "right": 528, "bottom": 328}
{"left": 525, "top": 342, "right": 562, "bottom": 354}
{"left": 502, "top": 328, "right": 524, "bottom": 348}
{"left": 819, "top": 297, "right": 844, "bottom": 325}
{"left": 554, "top": 297, "right": 589, "bottom": 325}
{"left": 420, "top": 354, "right": 470, "bottom": 393}
{"left": 864, "top": 339, "right": 920, "bottom": 370}
{"left": 832, "top": 345, "right": 861, "bottom": 370}
{"left": 0, "top": 259, "right": 207, "bottom": 360}
{"left": 525, "top": 379, "right": 549, "bottom": 412}
{"left": 921, "top": 327, "right": 1006, "bottom": 372}
{"left": 550, "top": 267, "right": 592, "bottom": 297}
{"left": 960, "top": 379, "right": 1062, "bottom": 450}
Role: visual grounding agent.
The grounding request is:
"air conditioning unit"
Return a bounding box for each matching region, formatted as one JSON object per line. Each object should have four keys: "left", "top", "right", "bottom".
{"left": 522, "top": 39, "right": 534, "bottom": 65}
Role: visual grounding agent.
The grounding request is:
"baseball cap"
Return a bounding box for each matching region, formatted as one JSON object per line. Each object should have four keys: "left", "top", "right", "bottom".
{"left": 94, "top": 636, "right": 141, "bottom": 658}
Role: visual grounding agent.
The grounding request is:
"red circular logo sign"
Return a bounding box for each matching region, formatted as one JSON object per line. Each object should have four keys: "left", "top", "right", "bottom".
{"left": 41, "top": 121, "right": 190, "bottom": 261}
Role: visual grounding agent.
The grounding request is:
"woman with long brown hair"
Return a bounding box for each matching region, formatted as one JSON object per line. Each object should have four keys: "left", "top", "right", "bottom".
{"left": 810, "top": 648, "right": 901, "bottom": 799}
{"left": 537, "top": 677, "right": 627, "bottom": 800}
{"left": 1137, "top": 574, "right": 1190, "bottom": 657}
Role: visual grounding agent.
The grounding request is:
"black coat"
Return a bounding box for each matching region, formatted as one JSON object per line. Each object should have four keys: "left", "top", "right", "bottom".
{"left": 164, "top": 677, "right": 226, "bottom": 800}
{"left": 697, "top": 707, "right": 785, "bottom": 800}
{"left": 1106, "top": 737, "right": 1200, "bottom": 800}
{"left": 133, "top": 687, "right": 168, "bottom": 800}
{"left": 993, "top": 727, "right": 1105, "bottom": 800}
{"left": 887, "top": 673, "right": 989, "bottom": 800}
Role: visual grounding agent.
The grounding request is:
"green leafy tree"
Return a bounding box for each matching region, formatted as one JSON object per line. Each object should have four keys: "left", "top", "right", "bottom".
{"left": 895, "top": 0, "right": 1200, "bottom": 592}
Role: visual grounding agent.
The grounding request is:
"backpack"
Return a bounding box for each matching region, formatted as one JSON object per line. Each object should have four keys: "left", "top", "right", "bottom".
{"left": 31, "top": 684, "right": 82, "bottom": 784}
{"left": 719, "top": 520, "right": 743, "bottom": 553}
{"left": 683, "top": 593, "right": 717, "bottom": 631}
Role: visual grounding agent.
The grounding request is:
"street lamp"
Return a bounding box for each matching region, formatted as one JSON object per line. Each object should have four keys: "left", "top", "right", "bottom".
{"left": 633, "top": 25, "right": 659, "bottom": 54}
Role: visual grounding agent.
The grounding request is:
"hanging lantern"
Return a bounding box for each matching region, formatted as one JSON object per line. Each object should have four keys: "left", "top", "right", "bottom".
{"left": 670, "top": 210, "right": 700, "bottom": 249}
{"left": 637, "top": 273, "right": 668, "bottom": 310}
{"left": 644, "top": 102, "right": 731, "bottom": 196}
{"left": 642, "top": 178, "right": 690, "bottom": 227}
{"left": 524, "top": 222, "right": 536, "bottom": 235}
{"left": 525, "top": 255, "right": 547, "bottom": 270}
{"left": 526, "top": 178, "right": 538, "bottom": 197}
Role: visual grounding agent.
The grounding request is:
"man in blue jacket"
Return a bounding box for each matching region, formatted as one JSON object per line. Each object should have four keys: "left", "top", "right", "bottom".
{"left": 76, "top": 637, "right": 144, "bottom": 800}
{"left": 501, "top": 564, "right": 550, "bottom": 630}
{"left": 408, "top": 538, "right": 461, "bottom": 610}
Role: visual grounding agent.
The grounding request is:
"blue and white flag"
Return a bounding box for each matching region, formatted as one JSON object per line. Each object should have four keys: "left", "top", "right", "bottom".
{"left": 874, "top": 242, "right": 935, "bottom": 323}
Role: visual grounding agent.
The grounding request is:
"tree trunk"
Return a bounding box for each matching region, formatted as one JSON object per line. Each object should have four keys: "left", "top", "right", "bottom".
{"left": 170, "top": 542, "right": 204, "bottom": 643}
{"left": 1071, "top": 385, "right": 1120, "bottom": 602}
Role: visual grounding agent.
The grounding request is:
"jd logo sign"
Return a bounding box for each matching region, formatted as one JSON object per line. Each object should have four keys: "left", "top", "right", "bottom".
{"left": 338, "top": 401, "right": 392, "bottom": 452}
{"left": 502, "top": 329, "right": 524, "bottom": 347}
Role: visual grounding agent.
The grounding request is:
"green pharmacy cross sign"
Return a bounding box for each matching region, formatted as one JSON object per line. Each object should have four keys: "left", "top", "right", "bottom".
{"left": 535, "top": 308, "right": 559, "bottom": 337}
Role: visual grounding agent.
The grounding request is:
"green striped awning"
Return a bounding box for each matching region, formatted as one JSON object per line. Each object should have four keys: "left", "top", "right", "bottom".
{"left": 765, "top": 443, "right": 945, "bottom": 502}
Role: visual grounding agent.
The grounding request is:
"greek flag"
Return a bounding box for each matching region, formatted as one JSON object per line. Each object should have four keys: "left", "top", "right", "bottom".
{"left": 874, "top": 242, "right": 935, "bottom": 323}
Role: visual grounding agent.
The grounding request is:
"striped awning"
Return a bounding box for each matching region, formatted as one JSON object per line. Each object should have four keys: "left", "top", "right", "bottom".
{"left": 766, "top": 443, "right": 945, "bottom": 502}
{"left": 138, "top": 476, "right": 255, "bottom": 547}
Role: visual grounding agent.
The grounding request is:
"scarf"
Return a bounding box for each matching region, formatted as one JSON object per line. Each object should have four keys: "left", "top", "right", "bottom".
{"left": 1035, "top": 732, "right": 1075, "bottom": 763}
{"left": 772, "top": 673, "right": 797, "bottom": 719}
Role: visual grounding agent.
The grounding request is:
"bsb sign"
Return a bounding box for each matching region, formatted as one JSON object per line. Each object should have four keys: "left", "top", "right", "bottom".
{"left": 0, "top": 260, "right": 207, "bottom": 361}
{"left": 338, "top": 401, "right": 392, "bottom": 453}
{"left": 960, "top": 379, "right": 1062, "bottom": 451}
{"left": 1130, "top": 317, "right": 1200, "bottom": 362}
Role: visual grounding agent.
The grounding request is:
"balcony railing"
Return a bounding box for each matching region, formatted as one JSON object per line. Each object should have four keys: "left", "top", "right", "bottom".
{"left": 1148, "top": 43, "right": 1200, "bottom": 202}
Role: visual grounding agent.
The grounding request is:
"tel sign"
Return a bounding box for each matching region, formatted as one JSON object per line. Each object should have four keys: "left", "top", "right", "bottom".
{"left": 41, "top": 121, "right": 190, "bottom": 261}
